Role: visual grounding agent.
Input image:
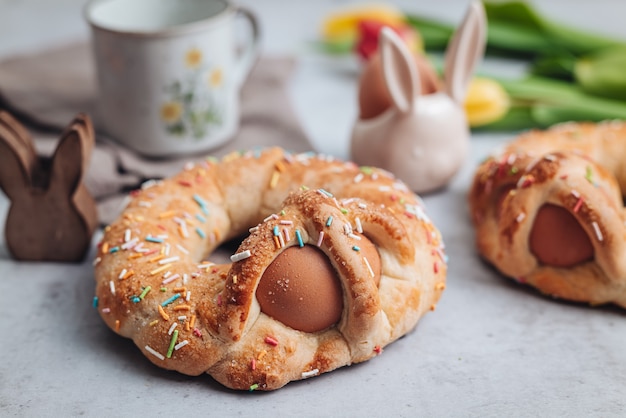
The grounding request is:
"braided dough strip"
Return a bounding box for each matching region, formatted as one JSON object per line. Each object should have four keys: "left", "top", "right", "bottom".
{"left": 94, "top": 148, "right": 446, "bottom": 390}
{"left": 469, "top": 121, "right": 626, "bottom": 307}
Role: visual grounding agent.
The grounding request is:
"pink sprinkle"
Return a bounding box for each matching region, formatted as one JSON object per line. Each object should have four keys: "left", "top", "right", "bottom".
{"left": 573, "top": 196, "right": 584, "bottom": 213}
{"left": 433, "top": 262, "right": 439, "bottom": 274}
{"left": 264, "top": 336, "right": 279, "bottom": 346}
{"left": 316, "top": 231, "right": 324, "bottom": 247}
{"left": 193, "top": 328, "right": 202, "bottom": 337}
{"left": 250, "top": 359, "right": 256, "bottom": 371}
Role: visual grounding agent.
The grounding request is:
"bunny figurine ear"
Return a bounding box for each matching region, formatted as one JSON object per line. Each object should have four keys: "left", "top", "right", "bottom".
{"left": 50, "top": 113, "right": 95, "bottom": 196}
{"left": 380, "top": 27, "right": 420, "bottom": 115}
{"left": 443, "top": 0, "right": 487, "bottom": 104}
{"left": 0, "top": 111, "right": 38, "bottom": 200}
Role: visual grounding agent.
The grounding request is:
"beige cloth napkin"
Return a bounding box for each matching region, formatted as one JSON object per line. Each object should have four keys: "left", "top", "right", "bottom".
{"left": 0, "top": 43, "right": 312, "bottom": 225}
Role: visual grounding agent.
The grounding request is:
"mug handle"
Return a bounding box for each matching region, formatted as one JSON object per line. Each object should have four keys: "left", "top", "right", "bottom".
{"left": 233, "top": 6, "right": 261, "bottom": 87}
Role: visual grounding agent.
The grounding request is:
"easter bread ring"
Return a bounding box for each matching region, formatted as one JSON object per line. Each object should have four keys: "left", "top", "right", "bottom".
{"left": 94, "top": 148, "right": 447, "bottom": 391}
{"left": 469, "top": 121, "right": 626, "bottom": 307}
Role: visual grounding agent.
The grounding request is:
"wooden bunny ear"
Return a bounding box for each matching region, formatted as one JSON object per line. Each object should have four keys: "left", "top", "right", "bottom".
{"left": 380, "top": 26, "right": 420, "bottom": 114}
{"left": 50, "top": 113, "right": 94, "bottom": 195}
{"left": 443, "top": 1, "right": 487, "bottom": 104}
{"left": 0, "top": 111, "right": 38, "bottom": 199}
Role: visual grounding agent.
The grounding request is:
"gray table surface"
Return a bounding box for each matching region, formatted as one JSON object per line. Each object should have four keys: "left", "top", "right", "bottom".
{"left": 1, "top": 1, "right": 626, "bottom": 416}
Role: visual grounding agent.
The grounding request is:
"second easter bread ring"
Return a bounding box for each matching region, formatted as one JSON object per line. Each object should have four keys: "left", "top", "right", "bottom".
{"left": 469, "top": 121, "right": 626, "bottom": 308}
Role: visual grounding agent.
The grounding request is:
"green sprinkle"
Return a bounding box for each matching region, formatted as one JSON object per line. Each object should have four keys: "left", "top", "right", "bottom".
{"left": 249, "top": 383, "right": 259, "bottom": 391}
{"left": 280, "top": 210, "right": 286, "bottom": 216}
{"left": 340, "top": 208, "right": 348, "bottom": 215}
{"left": 326, "top": 216, "right": 333, "bottom": 227}
{"left": 160, "top": 287, "right": 167, "bottom": 292}
{"left": 510, "top": 166, "right": 519, "bottom": 175}
{"left": 585, "top": 166, "right": 594, "bottom": 184}
{"left": 139, "top": 286, "right": 152, "bottom": 300}
{"left": 166, "top": 330, "right": 179, "bottom": 358}
{"left": 300, "top": 185, "right": 309, "bottom": 191}
{"left": 360, "top": 166, "right": 373, "bottom": 175}
{"left": 295, "top": 229, "right": 304, "bottom": 247}
{"left": 161, "top": 293, "right": 181, "bottom": 307}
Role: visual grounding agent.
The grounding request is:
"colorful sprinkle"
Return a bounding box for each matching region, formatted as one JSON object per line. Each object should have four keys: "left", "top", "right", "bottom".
{"left": 145, "top": 345, "right": 165, "bottom": 361}
{"left": 145, "top": 235, "right": 164, "bottom": 243}
{"left": 591, "top": 221, "right": 603, "bottom": 241}
{"left": 355, "top": 217, "right": 363, "bottom": 233}
{"left": 174, "top": 340, "right": 189, "bottom": 351}
{"left": 585, "top": 166, "right": 594, "bottom": 184}
{"left": 301, "top": 369, "right": 319, "bottom": 379}
{"left": 195, "top": 227, "right": 206, "bottom": 239}
{"left": 249, "top": 383, "right": 259, "bottom": 392}
{"left": 352, "top": 246, "right": 360, "bottom": 252}
{"left": 92, "top": 296, "right": 98, "bottom": 308}
{"left": 316, "top": 231, "right": 324, "bottom": 247}
{"left": 150, "top": 264, "right": 172, "bottom": 276}
{"left": 230, "top": 250, "right": 252, "bottom": 262}
{"left": 158, "top": 305, "right": 170, "bottom": 321}
{"left": 317, "top": 188, "right": 333, "bottom": 198}
{"left": 195, "top": 214, "right": 206, "bottom": 223}
{"left": 295, "top": 229, "right": 304, "bottom": 247}
{"left": 264, "top": 336, "right": 279, "bottom": 346}
{"left": 573, "top": 196, "right": 584, "bottom": 213}
{"left": 363, "top": 257, "right": 375, "bottom": 278}
{"left": 326, "top": 216, "right": 333, "bottom": 227}
{"left": 193, "top": 194, "right": 210, "bottom": 215}
{"left": 166, "top": 330, "right": 179, "bottom": 358}
{"left": 161, "top": 293, "right": 181, "bottom": 307}
{"left": 139, "top": 286, "right": 152, "bottom": 300}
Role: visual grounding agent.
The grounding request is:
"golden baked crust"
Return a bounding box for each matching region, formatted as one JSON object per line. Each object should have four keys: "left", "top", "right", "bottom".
{"left": 469, "top": 121, "right": 626, "bottom": 307}
{"left": 94, "top": 147, "right": 446, "bottom": 390}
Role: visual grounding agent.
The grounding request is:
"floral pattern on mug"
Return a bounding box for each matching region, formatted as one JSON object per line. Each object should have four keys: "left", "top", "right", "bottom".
{"left": 160, "top": 47, "right": 224, "bottom": 140}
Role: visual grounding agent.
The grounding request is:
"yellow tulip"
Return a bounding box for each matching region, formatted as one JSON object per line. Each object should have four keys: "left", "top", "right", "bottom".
{"left": 321, "top": 4, "right": 406, "bottom": 43}
{"left": 464, "top": 77, "right": 510, "bottom": 127}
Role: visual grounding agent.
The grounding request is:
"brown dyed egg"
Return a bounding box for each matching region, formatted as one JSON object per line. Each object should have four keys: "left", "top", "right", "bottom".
{"left": 529, "top": 204, "right": 594, "bottom": 267}
{"left": 358, "top": 51, "right": 440, "bottom": 120}
{"left": 256, "top": 245, "right": 343, "bottom": 333}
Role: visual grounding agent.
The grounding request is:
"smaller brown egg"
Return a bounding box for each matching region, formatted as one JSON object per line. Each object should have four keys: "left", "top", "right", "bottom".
{"left": 256, "top": 245, "right": 343, "bottom": 333}
{"left": 529, "top": 204, "right": 594, "bottom": 267}
{"left": 358, "top": 51, "right": 440, "bottom": 120}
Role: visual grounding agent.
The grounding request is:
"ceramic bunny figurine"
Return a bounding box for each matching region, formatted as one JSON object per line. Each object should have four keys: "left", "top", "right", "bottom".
{"left": 0, "top": 111, "right": 98, "bottom": 262}
{"left": 350, "top": 1, "right": 486, "bottom": 193}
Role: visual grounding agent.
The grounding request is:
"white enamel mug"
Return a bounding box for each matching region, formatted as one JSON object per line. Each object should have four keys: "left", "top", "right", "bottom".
{"left": 85, "top": 0, "right": 260, "bottom": 157}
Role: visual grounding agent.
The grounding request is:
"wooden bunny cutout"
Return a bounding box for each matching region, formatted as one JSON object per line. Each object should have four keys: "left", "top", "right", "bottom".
{"left": 0, "top": 111, "right": 98, "bottom": 262}
{"left": 350, "top": 1, "right": 486, "bottom": 193}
